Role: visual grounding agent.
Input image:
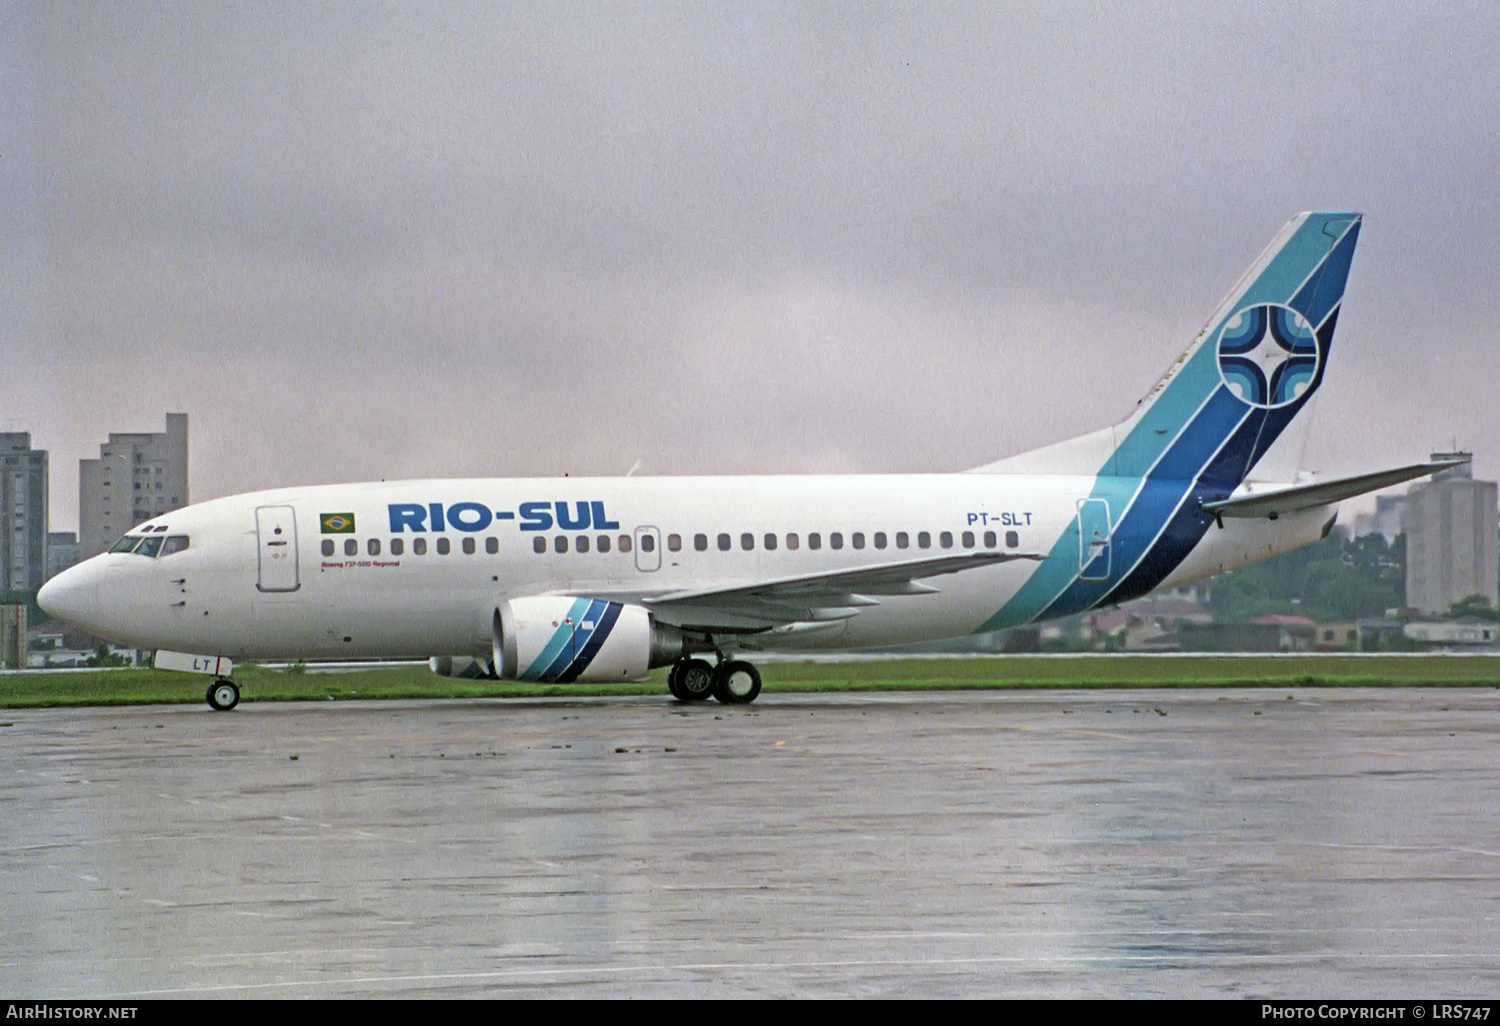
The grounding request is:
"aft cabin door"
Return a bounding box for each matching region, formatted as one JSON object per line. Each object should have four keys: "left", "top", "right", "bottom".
{"left": 255, "top": 505, "right": 300, "bottom": 592}
{"left": 1076, "top": 498, "right": 1112, "bottom": 581}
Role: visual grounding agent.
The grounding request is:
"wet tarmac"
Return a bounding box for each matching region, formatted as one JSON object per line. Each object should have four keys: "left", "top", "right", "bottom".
{"left": 2, "top": 688, "right": 1498, "bottom": 998}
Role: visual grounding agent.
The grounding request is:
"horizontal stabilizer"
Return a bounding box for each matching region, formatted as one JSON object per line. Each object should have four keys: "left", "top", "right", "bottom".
{"left": 1200, "top": 457, "right": 1469, "bottom": 520}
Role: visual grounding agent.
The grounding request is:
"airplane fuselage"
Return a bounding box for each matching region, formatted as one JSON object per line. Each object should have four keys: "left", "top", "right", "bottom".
{"left": 43, "top": 472, "right": 1334, "bottom": 662}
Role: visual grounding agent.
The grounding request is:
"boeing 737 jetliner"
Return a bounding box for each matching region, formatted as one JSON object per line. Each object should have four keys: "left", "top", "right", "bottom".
{"left": 40, "top": 212, "right": 1459, "bottom": 709}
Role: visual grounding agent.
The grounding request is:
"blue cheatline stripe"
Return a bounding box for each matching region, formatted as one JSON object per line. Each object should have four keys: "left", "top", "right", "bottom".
{"left": 975, "top": 383, "right": 1229, "bottom": 632}
{"left": 1236, "top": 214, "right": 1356, "bottom": 312}
{"left": 1238, "top": 307, "right": 1339, "bottom": 475}
{"left": 1095, "top": 306, "right": 1342, "bottom": 608}
{"left": 1290, "top": 218, "right": 1360, "bottom": 329}
{"left": 554, "top": 601, "right": 623, "bottom": 683}
{"left": 1031, "top": 387, "right": 1250, "bottom": 620}
{"left": 520, "top": 597, "right": 592, "bottom": 681}
{"left": 538, "top": 598, "right": 610, "bottom": 681}
{"left": 1103, "top": 214, "right": 1357, "bottom": 482}
{"left": 976, "top": 215, "right": 1359, "bottom": 633}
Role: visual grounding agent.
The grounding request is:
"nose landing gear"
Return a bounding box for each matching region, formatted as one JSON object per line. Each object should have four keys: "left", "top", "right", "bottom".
{"left": 206, "top": 678, "right": 240, "bottom": 711}
{"left": 667, "top": 656, "right": 762, "bottom": 705}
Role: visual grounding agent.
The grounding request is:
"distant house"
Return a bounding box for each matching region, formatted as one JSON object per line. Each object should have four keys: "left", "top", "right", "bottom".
{"left": 1085, "top": 596, "right": 1212, "bottom": 651}
{"left": 1311, "top": 622, "right": 1359, "bottom": 651}
{"left": 1252, "top": 614, "right": 1320, "bottom": 651}
{"left": 1176, "top": 614, "right": 1319, "bottom": 652}
{"left": 1403, "top": 620, "right": 1500, "bottom": 649}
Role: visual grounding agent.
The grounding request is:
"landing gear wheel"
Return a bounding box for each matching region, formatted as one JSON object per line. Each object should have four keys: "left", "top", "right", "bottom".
{"left": 667, "top": 659, "right": 688, "bottom": 700}
{"left": 675, "top": 658, "right": 716, "bottom": 702}
{"left": 713, "top": 660, "right": 762, "bottom": 705}
{"left": 206, "top": 678, "right": 240, "bottom": 712}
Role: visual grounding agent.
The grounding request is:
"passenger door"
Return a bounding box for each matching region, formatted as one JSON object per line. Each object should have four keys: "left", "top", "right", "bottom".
{"left": 255, "top": 505, "right": 300, "bottom": 592}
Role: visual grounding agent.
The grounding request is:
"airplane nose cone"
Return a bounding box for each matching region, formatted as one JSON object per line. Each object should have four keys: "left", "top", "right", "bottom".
{"left": 38, "top": 565, "right": 98, "bottom": 629}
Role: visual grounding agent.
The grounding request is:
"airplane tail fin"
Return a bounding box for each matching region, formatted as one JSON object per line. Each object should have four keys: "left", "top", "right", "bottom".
{"left": 974, "top": 211, "right": 1362, "bottom": 487}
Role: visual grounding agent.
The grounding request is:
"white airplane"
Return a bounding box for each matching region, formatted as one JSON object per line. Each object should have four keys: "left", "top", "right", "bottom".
{"left": 40, "top": 212, "right": 1459, "bottom": 710}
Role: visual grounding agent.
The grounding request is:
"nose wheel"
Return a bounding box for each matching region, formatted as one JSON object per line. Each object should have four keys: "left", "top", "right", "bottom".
{"left": 206, "top": 678, "right": 240, "bottom": 711}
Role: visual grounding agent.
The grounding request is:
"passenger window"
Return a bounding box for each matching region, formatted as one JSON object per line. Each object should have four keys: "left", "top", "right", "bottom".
{"left": 694, "top": 533, "right": 708, "bottom": 552}
{"left": 852, "top": 532, "right": 865, "bottom": 549}
{"left": 874, "top": 532, "right": 887, "bottom": 549}
{"left": 918, "top": 531, "right": 931, "bottom": 549}
{"left": 577, "top": 535, "right": 590, "bottom": 554}
{"left": 1006, "top": 530, "right": 1019, "bottom": 548}
{"left": 961, "top": 531, "right": 975, "bottom": 548}
{"left": 808, "top": 533, "right": 822, "bottom": 550}
{"left": 741, "top": 532, "right": 754, "bottom": 551}
{"left": 391, "top": 538, "right": 404, "bottom": 556}
{"left": 764, "top": 533, "right": 777, "bottom": 551}
{"left": 598, "top": 535, "right": 611, "bottom": 553}
{"left": 786, "top": 532, "right": 799, "bottom": 550}
{"left": 486, "top": 537, "right": 498, "bottom": 554}
{"left": 718, "top": 533, "right": 731, "bottom": 551}
{"left": 344, "top": 538, "right": 357, "bottom": 556}
{"left": 940, "top": 531, "right": 954, "bottom": 549}
{"left": 984, "top": 531, "right": 997, "bottom": 548}
{"left": 830, "top": 532, "right": 843, "bottom": 550}
{"left": 896, "top": 531, "right": 909, "bottom": 549}
{"left": 137, "top": 536, "right": 163, "bottom": 558}
{"left": 161, "top": 535, "right": 189, "bottom": 556}
{"left": 413, "top": 538, "right": 427, "bottom": 555}
{"left": 619, "top": 534, "right": 632, "bottom": 553}
{"left": 321, "top": 539, "right": 335, "bottom": 557}
{"left": 437, "top": 537, "right": 450, "bottom": 555}
{"left": 668, "top": 534, "right": 682, "bottom": 552}
{"left": 533, "top": 536, "right": 546, "bottom": 554}
{"left": 640, "top": 534, "right": 655, "bottom": 553}
{"left": 368, "top": 538, "right": 381, "bottom": 556}
{"left": 462, "top": 537, "right": 476, "bottom": 555}
{"left": 554, "top": 536, "right": 568, "bottom": 554}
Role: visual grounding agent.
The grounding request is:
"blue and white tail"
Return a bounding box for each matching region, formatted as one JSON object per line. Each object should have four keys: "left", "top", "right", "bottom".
{"left": 973, "top": 212, "right": 1362, "bottom": 624}
{"left": 975, "top": 212, "right": 1361, "bottom": 485}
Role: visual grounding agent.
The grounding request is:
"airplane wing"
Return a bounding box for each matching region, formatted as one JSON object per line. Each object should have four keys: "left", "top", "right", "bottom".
{"left": 1201, "top": 457, "right": 1468, "bottom": 520}
{"left": 637, "top": 550, "right": 1045, "bottom": 632}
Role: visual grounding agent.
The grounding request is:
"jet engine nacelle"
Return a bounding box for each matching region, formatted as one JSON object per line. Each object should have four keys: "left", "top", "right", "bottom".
{"left": 494, "top": 596, "right": 683, "bottom": 682}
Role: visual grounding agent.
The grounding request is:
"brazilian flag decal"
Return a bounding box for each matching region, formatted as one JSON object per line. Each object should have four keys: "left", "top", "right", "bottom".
{"left": 320, "top": 512, "right": 356, "bottom": 534}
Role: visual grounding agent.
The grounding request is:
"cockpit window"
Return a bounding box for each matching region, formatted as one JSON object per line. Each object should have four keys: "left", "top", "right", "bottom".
{"left": 109, "top": 533, "right": 188, "bottom": 557}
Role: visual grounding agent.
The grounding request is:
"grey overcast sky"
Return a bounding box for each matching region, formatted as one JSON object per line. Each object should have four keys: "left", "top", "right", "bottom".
{"left": 4, "top": 2, "right": 1498, "bottom": 532}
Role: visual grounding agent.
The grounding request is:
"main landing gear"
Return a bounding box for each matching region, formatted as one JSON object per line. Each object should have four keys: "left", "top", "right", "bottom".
{"left": 667, "top": 656, "right": 762, "bottom": 705}
{"left": 206, "top": 678, "right": 240, "bottom": 711}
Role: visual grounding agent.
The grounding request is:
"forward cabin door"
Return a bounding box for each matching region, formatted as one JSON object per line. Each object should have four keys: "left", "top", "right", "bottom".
{"left": 255, "top": 505, "right": 300, "bottom": 592}
{"left": 1076, "top": 498, "right": 1112, "bottom": 582}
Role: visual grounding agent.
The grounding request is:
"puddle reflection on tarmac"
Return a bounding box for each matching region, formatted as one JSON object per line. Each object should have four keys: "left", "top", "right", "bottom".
{"left": 2, "top": 688, "right": 1497, "bottom": 997}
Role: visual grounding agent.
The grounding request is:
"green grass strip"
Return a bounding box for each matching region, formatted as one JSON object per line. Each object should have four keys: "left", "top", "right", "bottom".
{"left": 1, "top": 655, "right": 1496, "bottom": 708}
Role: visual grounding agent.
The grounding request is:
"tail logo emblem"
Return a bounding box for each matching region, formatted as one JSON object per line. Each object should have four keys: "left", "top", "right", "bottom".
{"left": 1216, "top": 304, "right": 1320, "bottom": 408}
